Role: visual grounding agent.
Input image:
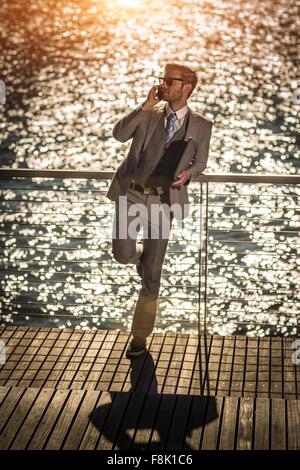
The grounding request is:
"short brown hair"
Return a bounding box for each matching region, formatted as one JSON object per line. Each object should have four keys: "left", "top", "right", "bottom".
{"left": 165, "top": 63, "right": 198, "bottom": 97}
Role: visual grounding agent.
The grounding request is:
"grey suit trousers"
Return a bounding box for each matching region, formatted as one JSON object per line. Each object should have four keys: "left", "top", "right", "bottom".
{"left": 112, "top": 187, "right": 173, "bottom": 339}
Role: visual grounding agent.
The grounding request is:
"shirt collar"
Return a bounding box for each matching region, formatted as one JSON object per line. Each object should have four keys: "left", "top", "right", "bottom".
{"left": 165, "top": 103, "right": 189, "bottom": 120}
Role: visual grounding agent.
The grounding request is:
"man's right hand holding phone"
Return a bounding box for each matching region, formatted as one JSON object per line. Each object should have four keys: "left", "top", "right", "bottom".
{"left": 141, "top": 85, "right": 162, "bottom": 111}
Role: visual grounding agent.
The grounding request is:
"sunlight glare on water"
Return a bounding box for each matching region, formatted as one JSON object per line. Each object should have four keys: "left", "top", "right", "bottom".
{"left": 0, "top": 0, "right": 299, "bottom": 336}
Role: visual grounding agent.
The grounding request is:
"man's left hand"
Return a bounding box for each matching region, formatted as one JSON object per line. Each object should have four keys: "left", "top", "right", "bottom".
{"left": 171, "top": 169, "right": 191, "bottom": 188}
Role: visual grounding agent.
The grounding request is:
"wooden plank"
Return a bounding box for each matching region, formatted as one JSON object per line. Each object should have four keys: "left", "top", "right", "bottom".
{"left": 97, "top": 392, "right": 131, "bottom": 450}
{"left": 11, "top": 329, "right": 54, "bottom": 388}
{"left": 253, "top": 398, "right": 270, "bottom": 450}
{"left": 0, "top": 387, "right": 25, "bottom": 433}
{"left": 27, "top": 389, "right": 70, "bottom": 449}
{"left": 152, "top": 333, "right": 177, "bottom": 394}
{"left": 0, "top": 386, "right": 10, "bottom": 406}
{"left": 10, "top": 388, "right": 56, "bottom": 449}
{"left": 287, "top": 399, "right": 300, "bottom": 450}
{"left": 165, "top": 394, "right": 193, "bottom": 449}
{"left": 189, "top": 335, "right": 213, "bottom": 395}
{"left": 257, "top": 338, "right": 270, "bottom": 397}
{"left": 0, "top": 329, "right": 42, "bottom": 386}
{"left": 217, "top": 337, "right": 235, "bottom": 397}
{"left": 184, "top": 396, "right": 208, "bottom": 450}
{"left": 45, "top": 389, "right": 86, "bottom": 449}
{"left": 79, "top": 391, "right": 114, "bottom": 450}
{"left": 0, "top": 387, "right": 41, "bottom": 449}
{"left": 283, "top": 339, "right": 297, "bottom": 398}
{"left": 219, "top": 396, "right": 238, "bottom": 450}
{"left": 162, "top": 334, "right": 188, "bottom": 394}
{"left": 270, "top": 398, "right": 286, "bottom": 450}
{"left": 88, "top": 332, "right": 119, "bottom": 389}
{"left": 200, "top": 397, "right": 223, "bottom": 450}
{"left": 236, "top": 397, "right": 254, "bottom": 450}
{"left": 244, "top": 338, "right": 259, "bottom": 397}
{"left": 41, "top": 332, "right": 83, "bottom": 388}
{"left": 176, "top": 335, "right": 198, "bottom": 394}
{"left": 63, "top": 390, "right": 100, "bottom": 450}
{"left": 204, "top": 336, "right": 223, "bottom": 396}
{"left": 70, "top": 331, "right": 108, "bottom": 390}
{"left": 139, "top": 334, "right": 165, "bottom": 394}
{"left": 270, "top": 337, "right": 283, "bottom": 398}
{"left": 108, "top": 335, "right": 132, "bottom": 392}
{"left": 230, "top": 336, "right": 246, "bottom": 397}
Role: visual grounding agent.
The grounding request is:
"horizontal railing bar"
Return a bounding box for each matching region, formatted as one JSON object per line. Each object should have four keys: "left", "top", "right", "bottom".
{"left": 1, "top": 220, "right": 299, "bottom": 236}
{"left": 0, "top": 299, "right": 198, "bottom": 310}
{"left": 1, "top": 242, "right": 299, "bottom": 253}
{"left": 1, "top": 291, "right": 298, "bottom": 303}
{"left": 1, "top": 201, "right": 299, "bottom": 212}
{"left": 0, "top": 234, "right": 300, "bottom": 250}
{"left": 0, "top": 268, "right": 199, "bottom": 279}
{"left": 1, "top": 285, "right": 296, "bottom": 297}
{"left": 0, "top": 169, "right": 300, "bottom": 184}
{"left": 206, "top": 297, "right": 299, "bottom": 302}
{"left": 1, "top": 307, "right": 300, "bottom": 320}
{"left": 1, "top": 195, "right": 299, "bottom": 206}
{"left": 1, "top": 305, "right": 298, "bottom": 317}
{"left": 0, "top": 290, "right": 199, "bottom": 301}
{"left": 0, "top": 242, "right": 201, "bottom": 252}
{"left": 1, "top": 242, "right": 300, "bottom": 251}
{"left": 1, "top": 313, "right": 297, "bottom": 331}
{"left": 1, "top": 255, "right": 298, "bottom": 265}
{"left": 207, "top": 204, "right": 300, "bottom": 210}
{"left": 1, "top": 244, "right": 299, "bottom": 254}
{"left": 207, "top": 228, "right": 300, "bottom": 234}
{"left": 1, "top": 316, "right": 298, "bottom": 331}
{"left": 0, "top": 187, "right": 108, "bottom": 193}
{"left": 0, "top": 252, "right": 298, "bottom": 264}
{"left": 2, "top": 208, "right": 300, "bottom": 223}
{"left": 1, "top": 234, "right": 300, "bottom": 248}
{"left": 0, "top": 276, "right": 295, "bottom": 290}
{"left": 207, "top": 308, "right": 299, "bottom": 314}
{"left": 0, "top": 278, "right": 197, "bottom": 289}
{"left": 0, "top": 262, "right": 296, "bottom": 276}
{"left": 2, "top": 220, "right": 299, "bottom": 233}
{"left": 206, "top": 320, "right": 299, "bottom": 328}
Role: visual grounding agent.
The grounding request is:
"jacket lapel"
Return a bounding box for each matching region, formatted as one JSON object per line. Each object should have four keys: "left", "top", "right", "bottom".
{"left": 185, "top": 108, "right": 199, "bottom": 142}
{"left": 143, "top": 103, "right": 165, "bottom": 150}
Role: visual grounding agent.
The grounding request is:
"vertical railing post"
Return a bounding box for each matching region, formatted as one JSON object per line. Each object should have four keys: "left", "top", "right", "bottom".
{"left": 204, "top": 181, "right": 209, "bottom": 334}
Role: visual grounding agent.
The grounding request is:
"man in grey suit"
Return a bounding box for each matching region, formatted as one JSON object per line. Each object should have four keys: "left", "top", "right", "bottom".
{"left": 107, "top": 63, "right": 213, "bottom": 357}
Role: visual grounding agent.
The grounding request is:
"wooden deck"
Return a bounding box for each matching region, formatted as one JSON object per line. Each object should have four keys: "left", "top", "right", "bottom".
{"left": 0, "top": 326, "right": 299, "bottom": 450}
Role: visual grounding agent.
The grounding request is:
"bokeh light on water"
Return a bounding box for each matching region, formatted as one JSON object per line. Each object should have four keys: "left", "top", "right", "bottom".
{"left": 0, "top": 0, "right": 299, "bottom": 335}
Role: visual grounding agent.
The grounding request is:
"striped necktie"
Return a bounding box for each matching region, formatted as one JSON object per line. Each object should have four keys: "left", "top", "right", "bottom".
{"left": 165, "top": 111, "right": 177, "bottom": 143}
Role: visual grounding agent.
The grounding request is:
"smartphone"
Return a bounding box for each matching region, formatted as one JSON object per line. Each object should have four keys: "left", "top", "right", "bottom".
{"left": 156, "top": 85, "right": 163, "bottom": 100}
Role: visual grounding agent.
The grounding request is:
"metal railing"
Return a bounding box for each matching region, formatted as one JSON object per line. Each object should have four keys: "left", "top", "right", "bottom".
{"left": 0, "top": 169, "right": 299, "bottom": 337}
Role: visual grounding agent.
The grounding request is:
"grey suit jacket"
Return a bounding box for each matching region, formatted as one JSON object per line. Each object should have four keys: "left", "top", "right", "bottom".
{"left": 106, "top": 103, "right": 213, "bottom": 218}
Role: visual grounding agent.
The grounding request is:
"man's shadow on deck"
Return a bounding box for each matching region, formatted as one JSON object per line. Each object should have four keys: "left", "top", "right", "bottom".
{"left": 90, "top": 337, "right": 218, "bottom": 450}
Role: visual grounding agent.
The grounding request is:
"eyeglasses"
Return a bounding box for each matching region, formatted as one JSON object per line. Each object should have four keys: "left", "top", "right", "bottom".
{"left": 157, "top": 76, "right": 185, "bottom": 86}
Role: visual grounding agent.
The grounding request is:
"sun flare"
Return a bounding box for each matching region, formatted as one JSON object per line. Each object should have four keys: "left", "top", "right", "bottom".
{"left": 118, "top": 0, "right": 142, "bottom": 8}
